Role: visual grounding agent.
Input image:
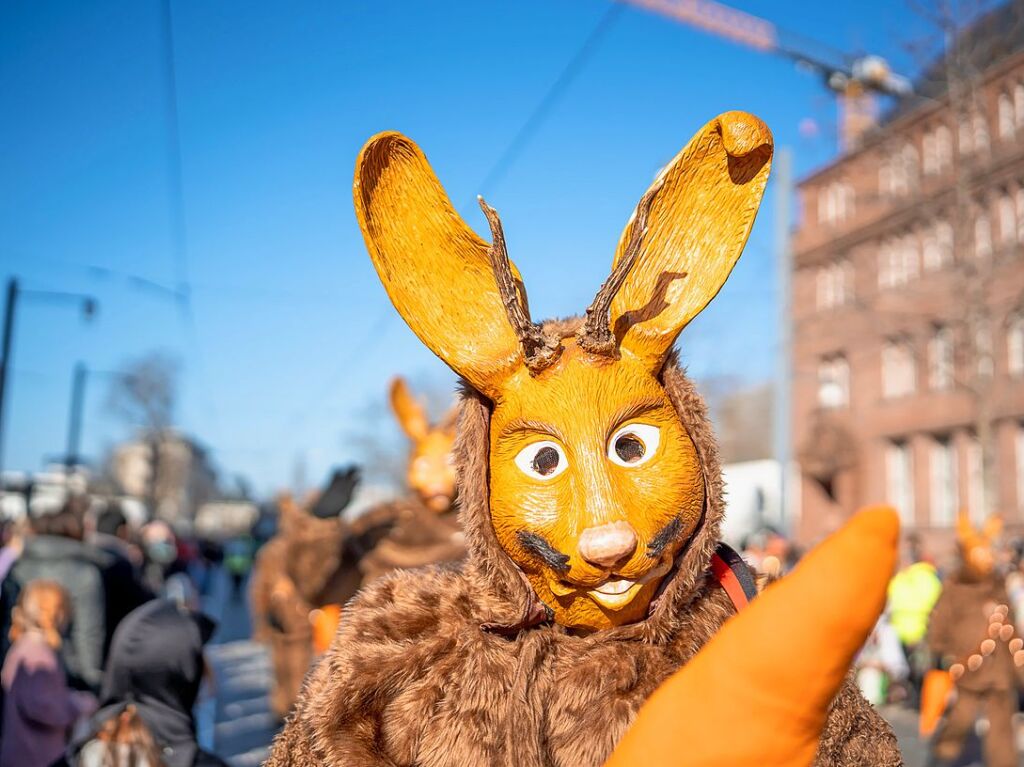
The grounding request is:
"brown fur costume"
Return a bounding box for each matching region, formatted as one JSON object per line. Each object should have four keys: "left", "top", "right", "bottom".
{"left": 267, "top": 339, "right": 900, "bottom": 766}
{"left": 927, "top": 570, "right": 1018, "bottom": 767}
{"left": 250, "top": 500, "right": 348, "bottom": 719}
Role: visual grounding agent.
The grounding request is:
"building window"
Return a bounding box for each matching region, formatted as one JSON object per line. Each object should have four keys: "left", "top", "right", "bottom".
{"left": 928, "top": 325, "right": 955, "bottom": 391}
{"left": 923, "top": 218, "right": 954, "bottom": 270}
{"left": 818, "top": 354, "right": 850, "bottom": 409}
{"left": 967, "top": 436, "right": 987, "bottom": 518}
{"left": 883, "top": 338, "right": 916, "bottom": 398}
{"left": 886, "top": 440, "right": 915, "bottom": 526}
{"left": 935, "top": 125, "right": 952, "bottom": 171}
{"left": 975, "top": 210, "right": 992, "bottom": 258}
{"left": 975, "top": 319, "right": 994, "bottom": 378}
{"left": 816, "top": 259, "right": 853, "bottom": 310}
{"left": 878, "top": 234, "right": 919, "bottom": 288}
{"left": 923, "top": 131, "right": 937, "bottom": 176}
{"left": 960, "top": 115, "right": 974, "bottom": 155}
{"left": 817, "top": 181, "right": 854, "bottom": 225}
{"left": 879, "top": 161, "right": 893, "bottom": 198}
{"left": 974, "top": 108, "right": 990, "bottom": 154}
{"left": 1008, "top": 311, "right": 1024, "bottom": 377}
{"left": 999, "top": 191, "right": 1017, "bottom": 245}
{"left": 930, "top": 435, "right": 958, "bottom": 527}
{"left": 999, "top": 91, "right": 1015, "bottom": 140}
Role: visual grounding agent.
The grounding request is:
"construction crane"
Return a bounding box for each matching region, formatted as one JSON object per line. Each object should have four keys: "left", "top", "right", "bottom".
{"left": 622, "top": 0, "right": 913, "bottom": 149}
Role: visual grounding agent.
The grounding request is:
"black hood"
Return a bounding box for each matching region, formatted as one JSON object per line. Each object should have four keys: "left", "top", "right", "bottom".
{"left": 68, "top": 599, "right": 216, "bottom": 767}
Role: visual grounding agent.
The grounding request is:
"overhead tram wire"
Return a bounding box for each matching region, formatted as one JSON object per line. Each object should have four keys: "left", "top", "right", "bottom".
{"left": 469, "top": 2, "right": 625, "bottom": 207}
{"left": 159, "top": 0, "right": 222, "bottom": 437}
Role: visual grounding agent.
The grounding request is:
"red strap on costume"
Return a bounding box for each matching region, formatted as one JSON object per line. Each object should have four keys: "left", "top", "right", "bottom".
{"left": 709, "top": 543, "right": 758, "bottom": 611}
{"left": 711, "top": 554, "right": 750, "bottom": 610}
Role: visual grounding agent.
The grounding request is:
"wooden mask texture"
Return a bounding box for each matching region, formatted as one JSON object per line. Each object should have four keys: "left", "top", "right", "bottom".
{"left": 355, "top": 113, "right": 772, "bottom": 632}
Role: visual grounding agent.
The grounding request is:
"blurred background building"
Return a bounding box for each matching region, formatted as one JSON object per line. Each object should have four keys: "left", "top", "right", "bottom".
{"left": 110, "top": 430, "right": 218, "bottom": 526}
{"left": 792, "top": 2, "right": 1024, "bottom": 550}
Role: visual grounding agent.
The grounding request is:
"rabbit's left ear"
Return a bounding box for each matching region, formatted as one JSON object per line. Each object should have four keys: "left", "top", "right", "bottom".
{"left": 608, "top": 112, "right": 772, "bottom": 371}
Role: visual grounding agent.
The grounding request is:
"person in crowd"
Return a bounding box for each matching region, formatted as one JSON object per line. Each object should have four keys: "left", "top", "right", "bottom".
{"left": 0, "top": 498, "right": 110, "bottom": 691}
{"left": 88, "top": 504, "right": 153, "bottom": 660}
{"left": 0, "top": 518, "right": 25, "bottom": 583}
{"left": 854, "top": 611, "right": 909, "bottom": 706}
{"left": 887, "top": 534, "right": 942, "bottom": 705}
{"left": 928, "top": 513, "right": 1020, "bottom": 767}
{"left": 1, "top": 580, "right": 97, "bottom": 767}
{"left": 59, "top": 599, "right": 226, "bottom": 767}
{"left": 223, "top": 534, "right": 254, "bottom": 600}
{"left": 140, "top": 520, "right": 186, "bottom": 597}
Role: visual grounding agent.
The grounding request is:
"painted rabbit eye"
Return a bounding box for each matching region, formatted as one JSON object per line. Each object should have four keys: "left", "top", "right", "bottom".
{"left": 514, "top": 441, "right": 567, "bottom": 480}
{"left": 608, "top": 424, "right": 660, "bottom": 467}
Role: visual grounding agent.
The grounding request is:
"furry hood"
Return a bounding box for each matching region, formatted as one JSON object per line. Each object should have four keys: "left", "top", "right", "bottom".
{"left": 453, "top": 318, "right": 724, "bottom": 642}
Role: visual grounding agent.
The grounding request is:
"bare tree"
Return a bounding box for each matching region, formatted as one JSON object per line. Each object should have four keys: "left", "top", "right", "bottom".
{"left": 106, "top": 351, "right": 179, "bottom": 511}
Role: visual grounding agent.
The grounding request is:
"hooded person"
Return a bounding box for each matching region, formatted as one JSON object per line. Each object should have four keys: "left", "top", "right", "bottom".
{"left": 267, "top": 113, "right": 900, "bottom": 766}
{"left": 927, "top": 513, "right": 1022, "bottom": 767}
{"left": 249, "top": 469, "right": 358, "bottom": 720}
{"left": 333, "top": 377, "right": 465, "bottom": 598}
{"left": 59, "top": 599, "right": 225, "bottom": 767}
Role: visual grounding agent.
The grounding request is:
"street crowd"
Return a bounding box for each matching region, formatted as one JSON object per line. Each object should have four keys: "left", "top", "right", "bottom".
{"left": 0, "top": 498, "right": 253, "bottom": 767}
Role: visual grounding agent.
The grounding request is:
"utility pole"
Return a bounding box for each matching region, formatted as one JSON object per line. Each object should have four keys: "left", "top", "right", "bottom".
{"left": 65, "top": 362, "right": 87, "bottom": 477}
{"left": 0, "top": 278, "right": 19, "bottom": 477}
{"left": 0, "top": 277, "right": 97, "bottom": 479}
{"left": 773, "top": 149, "right": 793, "bottom": 533}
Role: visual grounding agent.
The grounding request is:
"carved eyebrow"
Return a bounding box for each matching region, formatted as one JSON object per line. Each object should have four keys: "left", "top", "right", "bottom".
{"left": 517, "top": 530, "right": 571, "bottom": 573}
{"left": 607, "top": 399, "right": 665, "bottom": 438}
{"left": 646, "top": 515, "right": 684, "bottom": 558}
{"left": 500, "top": 418, "right": 564, "bottom": 441}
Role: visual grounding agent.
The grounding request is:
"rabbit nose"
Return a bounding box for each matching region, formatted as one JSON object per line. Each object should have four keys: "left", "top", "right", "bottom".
{"left": 578, "top": 522, "right": 638, "bottom": 569}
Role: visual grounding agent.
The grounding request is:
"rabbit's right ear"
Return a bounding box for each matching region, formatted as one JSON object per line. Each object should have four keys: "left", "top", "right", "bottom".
{"left": 355, "top": 133, "right": 528, "bottom": 396}
{"left": 389, "top": 377, "right": 428, "bottom": 442}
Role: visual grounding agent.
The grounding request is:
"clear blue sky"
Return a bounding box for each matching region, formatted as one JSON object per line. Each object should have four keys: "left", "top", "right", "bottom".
{"left": 1, "top": 0, "right": 935, "bottom": 493}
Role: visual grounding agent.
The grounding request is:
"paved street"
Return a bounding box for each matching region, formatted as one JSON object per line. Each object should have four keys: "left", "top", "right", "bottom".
{"left": 202, "top": 569, "right": 280, "bottom": 767}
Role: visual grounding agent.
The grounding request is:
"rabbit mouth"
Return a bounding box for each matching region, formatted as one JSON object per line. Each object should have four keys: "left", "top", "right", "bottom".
{"left": 550, "top": 557, "right": 673, "bottom": 609}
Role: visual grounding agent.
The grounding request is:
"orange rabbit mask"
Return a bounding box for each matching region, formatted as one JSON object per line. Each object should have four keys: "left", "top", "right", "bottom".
{"left": 957, "top": 511, "right": 1002, "bottom": 578}
{"left": 390, "top": 377, "right": 457, "bottom": 513}
{"left": 355, "top": 113, "right": 772, "bottom": 631}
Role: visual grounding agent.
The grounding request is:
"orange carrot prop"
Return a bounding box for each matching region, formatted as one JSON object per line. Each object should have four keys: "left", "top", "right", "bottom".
{"left": 604, "top": 506, "right": 899, "bottom": 767}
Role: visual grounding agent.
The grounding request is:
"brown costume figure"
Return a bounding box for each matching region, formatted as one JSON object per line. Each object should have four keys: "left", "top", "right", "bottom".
{"left": 928, "top": 513, "right": 1022, "bottom": 767}
{"left": 336, "top": 377, "right": 465, "bottom": 596}
{"left": 250, "top": 468, "right": 358, "bottom": 719}
{"left": 268, "top": 114, "right": 899, "bottom": 765}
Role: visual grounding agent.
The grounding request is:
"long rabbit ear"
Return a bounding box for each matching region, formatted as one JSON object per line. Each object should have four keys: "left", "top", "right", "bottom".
{"left": 389, "top": 377, "right": 429, "bottom": 442}
{"left": 580, "top": 112, "right": 772, "bottom": 371}
{"left": 355, "top": 132, "right": 555, "bottom": 396}
{"left": 983, "top": 514, "right": 1004, "bottom": 542}
{"left": 957, "top": 510, "right": 977, "bottom": 546}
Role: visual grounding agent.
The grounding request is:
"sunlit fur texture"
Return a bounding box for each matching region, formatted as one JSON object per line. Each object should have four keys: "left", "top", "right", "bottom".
{"left": 490, "top": 335, "right": 704, "bottom": 631}
{"left": 265, "top": 347, "right": 901, "bottom": 767}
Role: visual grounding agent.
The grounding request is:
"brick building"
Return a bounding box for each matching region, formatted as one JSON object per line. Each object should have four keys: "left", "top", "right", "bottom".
{"left": 791, "top": 3, "right": 1024, "bottom": 550}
